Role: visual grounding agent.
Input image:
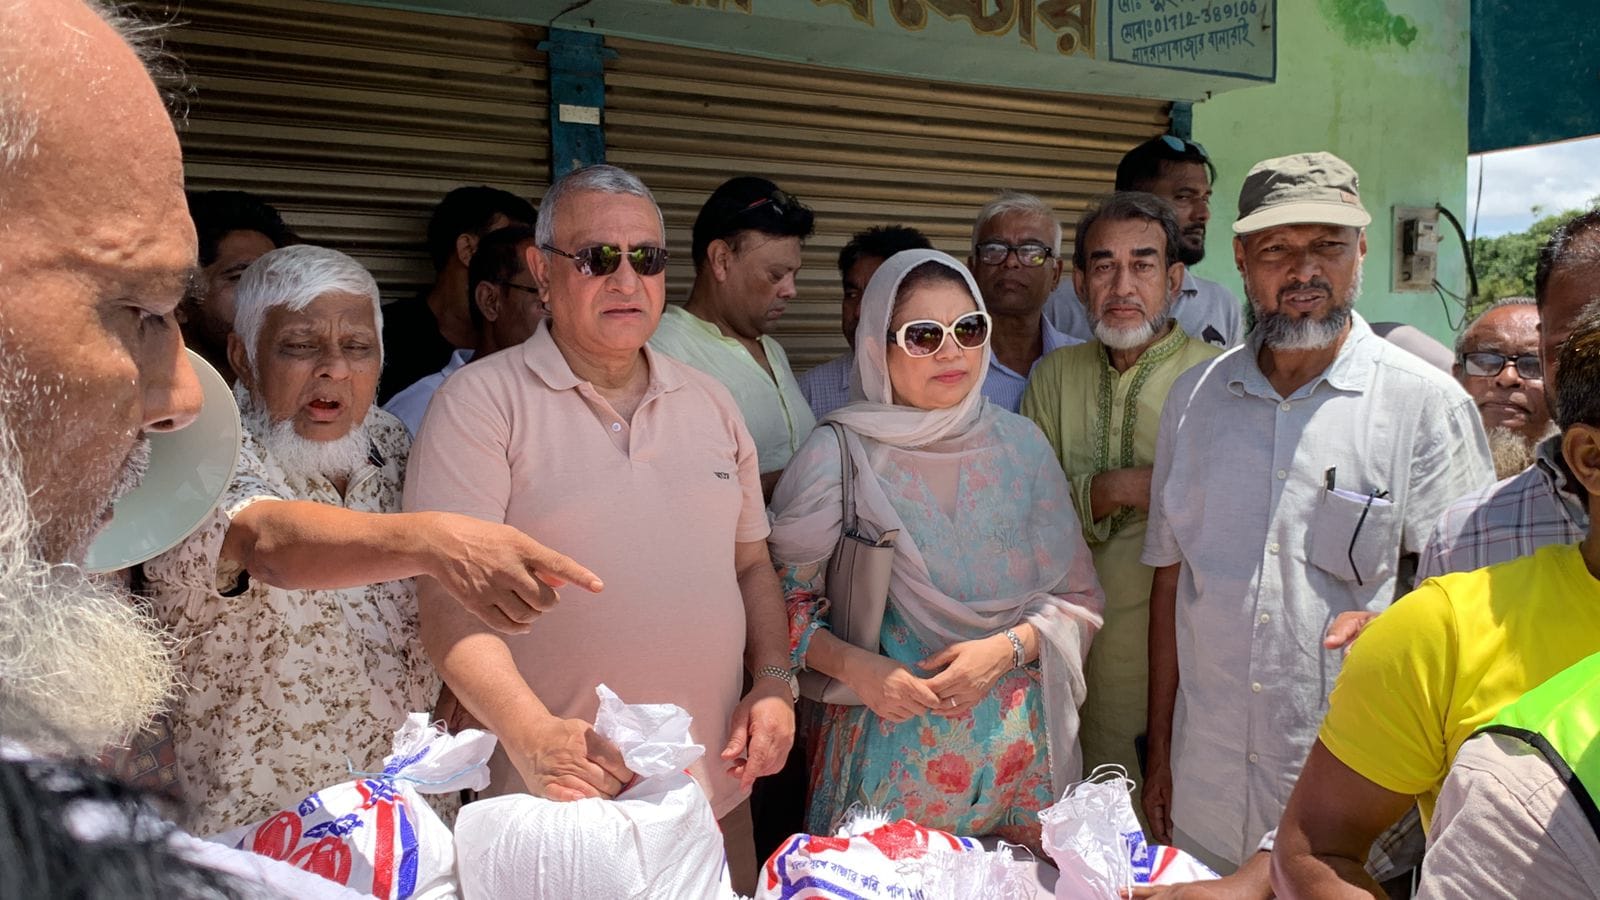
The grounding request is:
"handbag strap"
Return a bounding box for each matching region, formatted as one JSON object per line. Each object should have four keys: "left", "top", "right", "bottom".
{"left": 825, "top": 422, "right": 859, "bottom": 534}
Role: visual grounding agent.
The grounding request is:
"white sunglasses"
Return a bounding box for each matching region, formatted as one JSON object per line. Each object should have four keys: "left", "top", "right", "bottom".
{"left": 887, "top": 311, "right": 992, "bottom": 357}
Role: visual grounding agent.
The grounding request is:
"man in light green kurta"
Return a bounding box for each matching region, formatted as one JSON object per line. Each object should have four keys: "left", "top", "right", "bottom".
{"left": 1022, "top": 192, "right": 1223, "bottom": 820}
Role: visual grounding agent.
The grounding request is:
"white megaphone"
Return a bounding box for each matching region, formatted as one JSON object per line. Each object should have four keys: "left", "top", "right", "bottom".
{"left": 83, "top": 348, "right": 242, "bottom": 574}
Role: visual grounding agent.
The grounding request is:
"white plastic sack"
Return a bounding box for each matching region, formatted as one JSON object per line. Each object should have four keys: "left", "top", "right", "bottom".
{"left": 453, "top": 684, "right": 735, "bottom": 900}
{"left": 212, "top": 713, "right": 497, "bottom": 900}
{"left": 756, "top": 808, "right": 1035, "bottom": 900}
{"left": 1039, "top": 766, "right": 1218, "bottom": 900}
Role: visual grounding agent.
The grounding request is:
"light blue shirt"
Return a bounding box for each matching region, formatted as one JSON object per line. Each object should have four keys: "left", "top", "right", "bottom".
{"left": 981, "top": 316, "right": 1080, "bottom": 413}
{"left": 796, "top": 352, "right": 854, "bottom": 419}
{"left": 382, "top": 349, "right": 472, "bottom": 436}
{"left": 1140, "top": 314, "right": 1494, "bottom": 864}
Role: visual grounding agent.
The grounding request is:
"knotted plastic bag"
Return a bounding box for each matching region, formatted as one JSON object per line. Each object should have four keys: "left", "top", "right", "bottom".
{"left": 211, "top": 713, "right": 497, "bottom": 900}
{"left": 453, "top": 684, "right": 735, "bottom": 900}
{"left": 1039, "top": 765, "right": 1218, "bottom": 899}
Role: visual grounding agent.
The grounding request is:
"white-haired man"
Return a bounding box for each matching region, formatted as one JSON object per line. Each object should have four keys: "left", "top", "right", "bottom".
{"left": 1, "top": 2, "right": 403, "bottom": 894}
{"left": 143, "top": 245, "right": 600, "bottom": 834}
{"left": 1, "top": 0, "right": 205, "bottom": 766}
{"left": 1021, "top": 192, "right": 1221, "bottom": 824}
{"left": 968, "top": 191, "right": 1082, "bottom": 412}
{"left": 1138, "top": 152, "right": 1494, "bottom": 879}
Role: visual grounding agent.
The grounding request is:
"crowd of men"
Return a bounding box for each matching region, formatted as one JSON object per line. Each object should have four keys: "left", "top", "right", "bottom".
{"left": 3, "top": 2, "right": 1600, "bottom": 899}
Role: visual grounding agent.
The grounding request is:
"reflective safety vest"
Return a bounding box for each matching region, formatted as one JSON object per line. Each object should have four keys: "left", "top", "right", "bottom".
{"left": 1479, "top": 651, "right": 1600, "bottom": 840}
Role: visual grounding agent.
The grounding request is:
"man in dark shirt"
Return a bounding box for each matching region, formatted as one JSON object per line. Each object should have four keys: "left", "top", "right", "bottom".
{"left": 378, "top": 186, "right": 536, "bottom": 402}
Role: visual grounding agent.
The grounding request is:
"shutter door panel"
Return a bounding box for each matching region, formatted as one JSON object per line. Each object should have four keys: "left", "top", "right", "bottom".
{"left": 132, "top": 0, "right": 549, "bottom": 302}
{"left": 604, "top": 37, "right": 1171, "bottom": 367}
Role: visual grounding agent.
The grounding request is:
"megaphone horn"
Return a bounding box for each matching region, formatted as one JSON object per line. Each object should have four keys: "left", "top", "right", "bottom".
{"left": 83, "top": 348, "right": 242, "bottom": 574}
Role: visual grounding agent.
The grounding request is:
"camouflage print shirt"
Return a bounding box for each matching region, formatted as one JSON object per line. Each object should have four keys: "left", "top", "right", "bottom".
{"left": 143, "top": 407, "right": 436, "bottom": 836}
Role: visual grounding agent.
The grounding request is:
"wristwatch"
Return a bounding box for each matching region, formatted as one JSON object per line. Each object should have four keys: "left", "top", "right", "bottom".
{"left": 758, "top": 664, "right": 800, "bottom": 702}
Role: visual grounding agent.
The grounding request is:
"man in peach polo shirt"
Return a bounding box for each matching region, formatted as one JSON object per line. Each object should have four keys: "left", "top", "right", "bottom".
{"left": 403, "top": 164, "right": 796, "bottom": 894}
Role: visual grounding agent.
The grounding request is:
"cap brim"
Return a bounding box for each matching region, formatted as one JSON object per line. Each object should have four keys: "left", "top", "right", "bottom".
{"left": 1233, "top": 201, "right": 1373, "bottom": 234}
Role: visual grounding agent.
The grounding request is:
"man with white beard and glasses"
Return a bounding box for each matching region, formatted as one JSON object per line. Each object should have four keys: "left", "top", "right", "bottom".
{"left": 141, "top": 245, "right": 603, "bottom": 834}
{"left": 1136, "top": 152, "right": 1493, "bottom": 882}
{"left": 1021, "top": 192, "right": 1221, "bottom": 824}
{"left": 1449, "top": 297, "right": 1552, "bottom": 479}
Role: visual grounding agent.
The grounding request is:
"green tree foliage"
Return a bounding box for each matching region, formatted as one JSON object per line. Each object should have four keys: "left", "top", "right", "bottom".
{"left": 1470, "top": 199, "right": 1600, "bottom": 315}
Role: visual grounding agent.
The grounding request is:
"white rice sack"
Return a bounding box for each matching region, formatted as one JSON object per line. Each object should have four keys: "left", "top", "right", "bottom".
{"left": 212, "top": 714, "right": 496, "bottom": 900}
{"left": 453, "top": 684, "right": 735, "bottom": 900}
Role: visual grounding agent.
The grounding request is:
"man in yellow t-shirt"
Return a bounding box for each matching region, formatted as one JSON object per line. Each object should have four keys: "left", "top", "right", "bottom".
{"left": 1269, "top": 294, "right": 1600, "bottom": 898}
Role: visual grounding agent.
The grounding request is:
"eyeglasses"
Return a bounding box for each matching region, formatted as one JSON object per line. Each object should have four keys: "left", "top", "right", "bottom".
{"left": 888, "top": 311, "right": 992, "bottom": 357}
{"left": 540, "top": 243, "right": 670, "bottom": 277}
{"left": 975, "top": 241, "right": 1055, "bottom": 268}
{"left": 1460, "top": 351, "right": 1542, "bottom": 380}
{"left": 1159, "top": 134, "right": 1210, "bottom": 160}
{"left": 498, "top": 280, "right": 541, "bottom": 296}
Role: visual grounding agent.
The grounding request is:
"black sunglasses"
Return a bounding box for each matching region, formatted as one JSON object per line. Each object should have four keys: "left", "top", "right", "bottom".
{"left": 497, "top": 280, "right": 541, "bottom": 296}
{"left": 540, "top": 243, "right": 670, "bottom": 277}
{"left": 1460, "top": 351, "right": 1542, "bottom": 380}
{"left": 975, "top": 240, "right": 1055, "bottom": 268}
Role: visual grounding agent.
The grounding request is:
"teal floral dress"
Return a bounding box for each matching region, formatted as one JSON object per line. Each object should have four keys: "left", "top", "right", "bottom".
{"left": 776, "top": 412, "right": 1096, "bottom": 840}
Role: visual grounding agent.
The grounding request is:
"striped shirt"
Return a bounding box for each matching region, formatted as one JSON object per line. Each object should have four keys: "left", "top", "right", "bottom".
{"left": 1417, "top": 435, "right": 1589, "bottom": 580}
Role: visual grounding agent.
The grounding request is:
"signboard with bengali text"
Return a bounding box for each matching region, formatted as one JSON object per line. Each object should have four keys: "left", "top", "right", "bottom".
{"left": 1108, "top": 0, "right": 1275, "bottom": 82}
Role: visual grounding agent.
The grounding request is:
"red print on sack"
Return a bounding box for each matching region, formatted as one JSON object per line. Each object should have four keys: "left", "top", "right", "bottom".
{"left": 251, "top": 810, "right": 302, "bottom": 860}
{"left": 290, "top": 835, "right": 354, "bottom": 884}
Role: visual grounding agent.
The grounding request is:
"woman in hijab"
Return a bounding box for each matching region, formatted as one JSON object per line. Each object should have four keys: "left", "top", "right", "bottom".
{"left": 769, "top": 249, "right": 1103, "bottom": 852}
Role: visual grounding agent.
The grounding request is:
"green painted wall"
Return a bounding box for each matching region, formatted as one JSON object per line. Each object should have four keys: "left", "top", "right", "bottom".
{"left": 1193, "top": 0, "right": 1471, "bottom": 343}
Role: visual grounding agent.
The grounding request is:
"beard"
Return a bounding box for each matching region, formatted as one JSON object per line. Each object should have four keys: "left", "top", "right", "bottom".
{"left": 239, "top": 387, "right": 372, "bottom": 484}
{"left": 0, "top": 360, "right": 149, "bottom": 564}
{"left": 1487, "top": 425, "right": 1538, "bottom": 480}
{"left": 0, "top": 414, "right": 173, "bottom": 755}
{"left": 1178, "top": 229, "right": 1206, "bottom": 266}
{"left": 1249, "top": 265, "right": 1362, "bottom": 351}
{"left": 1091, "top": 302, "right": 1171, "bottom": 350}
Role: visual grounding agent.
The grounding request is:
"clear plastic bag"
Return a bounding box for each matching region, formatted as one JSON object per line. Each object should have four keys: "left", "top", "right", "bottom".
{"left": 1039, "top": 765, "right": 1218, "bottom": 899}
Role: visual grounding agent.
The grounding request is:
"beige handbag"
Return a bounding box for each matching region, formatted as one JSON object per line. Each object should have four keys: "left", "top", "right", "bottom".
{"left": 799, "top": 423, "right": 898, "bottom": 705}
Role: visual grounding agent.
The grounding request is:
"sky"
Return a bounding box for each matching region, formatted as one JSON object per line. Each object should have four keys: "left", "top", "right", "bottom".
{"left": 1466, "top": 135, "right": 1600, "bottom": 238}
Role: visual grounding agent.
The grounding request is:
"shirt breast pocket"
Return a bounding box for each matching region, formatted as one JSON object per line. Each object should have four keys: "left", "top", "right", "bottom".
{"left": 1307, "top": 487, "right": 1397, "bottom": 587}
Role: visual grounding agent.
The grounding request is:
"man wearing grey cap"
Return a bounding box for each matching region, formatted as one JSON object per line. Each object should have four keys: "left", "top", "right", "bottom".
{"left": 1137, "top": 152, "right": 1494, "bottom": 877}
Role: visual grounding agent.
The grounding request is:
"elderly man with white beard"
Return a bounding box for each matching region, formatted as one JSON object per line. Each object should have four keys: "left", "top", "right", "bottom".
{"left": 1021, "top": 191, "right": 1222, "bottom": 826}
{"left": 140, "top": 244, "right": 601, "bottom": 835}
{"left": 1134, "top": 152, "right": 1494, "bottom": 883}
{"left": 0, "top": 1, "right": 459, "bottom": 895}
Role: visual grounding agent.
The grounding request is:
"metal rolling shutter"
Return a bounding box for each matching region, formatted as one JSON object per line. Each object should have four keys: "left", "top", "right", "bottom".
{"left": 604, "top": 37, "right": 1171, "bottom": 368}
{"left": 131, "top": 0, "right": 550, "bottom": 303}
